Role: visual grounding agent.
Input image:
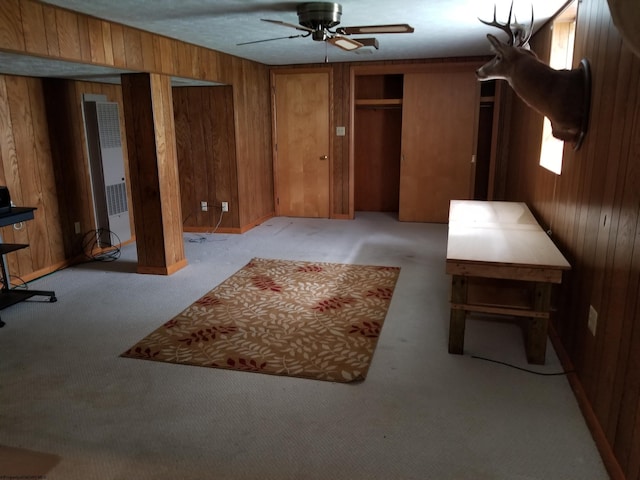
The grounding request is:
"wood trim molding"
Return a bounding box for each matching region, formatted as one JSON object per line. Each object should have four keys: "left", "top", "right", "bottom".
{"left": 137, "top": 259, "right": 188, "bottom": 276}
{"left": 548, "top": 324, "right": 626, "bottom": 480}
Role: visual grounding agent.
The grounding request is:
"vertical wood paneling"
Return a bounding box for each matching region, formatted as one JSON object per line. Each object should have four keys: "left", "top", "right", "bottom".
{"left": 101, "top": 22, "right": 114, "bottom": 66}
{"left": 153, "top": 35, "right": 174, "bottom": 74}
{"left": 614, "top": 76, "right": 640, "bottom": 475}
{"left": 332, "top": 63, "right": 349, "bottom": 216}
{"left": 0, "top": 76, "right": 22, "bottom": 276}
{"left": 76, "top": 16, "right": 92, "bottom": 63}
{"left": 173, "top": 86, "right": 239, "bottom": 231}
{"left": 29, "top": 79, "right": 66, "bottom": 267}
{"left": 42, "top": 79, "right": 90, "bottom": 258}
{"left": 55, "top": 8, "right": 82, "bottom": 60}
{"left": 230, "top": 58, "right": 273, "bottom": 227}
{"left": 2, "top": 76, "right": 33, "bottom": 276}
{"left": 41, "top": 5, "right": 60, "bottom": 57}
{"left": 121, "top": 73, "right": 186, "bottom": 274}
{"left": 0, "top": 75, "right": 72, "bottom": 279}
{"left": 140, "top": 31, "right": 156, "bottom": 72}
{"left": 123, "top": 27, "right": 143, "bottom": 69}
{"left": 594, "top": 37, "right": 639, "bottom": 441}
{"left": 152, "top": 74, "right": 184, "bottom": 267}
{"left": 0, "top": 0, "right": 25, "bottom": 52}
{"left": 20, "top": 0, "right": 48, "bottom": 56}
{"left": 110, "top": 23, "right": 126, "bottom": 67}
{"left": 504, "top": 0, "right": 640, "bottom": 477}
{"left": 87, "top": 17, "right": 106, "bottom": 64}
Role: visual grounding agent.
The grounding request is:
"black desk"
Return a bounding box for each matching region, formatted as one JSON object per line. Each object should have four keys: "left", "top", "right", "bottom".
{"left": 0, "top": 207, "right": 56, "bottom": 327}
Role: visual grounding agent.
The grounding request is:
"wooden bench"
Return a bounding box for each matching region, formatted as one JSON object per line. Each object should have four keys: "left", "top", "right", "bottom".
{"left": 445, "top": 200, "right": 570, "bottom": 364}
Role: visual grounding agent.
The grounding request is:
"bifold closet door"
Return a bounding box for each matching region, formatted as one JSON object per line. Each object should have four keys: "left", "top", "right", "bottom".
{"left": 399, "top": 70, "right": 478, "bottom": 223}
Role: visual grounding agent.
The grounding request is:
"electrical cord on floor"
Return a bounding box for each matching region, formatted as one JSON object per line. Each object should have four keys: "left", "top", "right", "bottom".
{"left": 0, "top": 274, "right": 28, "bottom": 290}
{"left": 187, "top": 208, "right": 225, "bottom": 243}
{"left": 471, "top": 355, "right": 575, "bottom": 376}
{"left": 81, "top": 228, "right": 121, "bottom": 262}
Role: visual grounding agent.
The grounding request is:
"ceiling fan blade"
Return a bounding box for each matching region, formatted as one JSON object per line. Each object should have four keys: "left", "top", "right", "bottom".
{"left": 336, "top": 24, "right": 414, "bottom": 35}
{"left": 261, "top": 19, "right": 314, "bottom": 33}
{"left": 237, "top": 34, "right": 304, "bottom": 46}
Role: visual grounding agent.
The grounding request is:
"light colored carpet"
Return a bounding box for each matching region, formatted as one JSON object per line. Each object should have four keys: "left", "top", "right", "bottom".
{"left": 122, "top": 257, "right": 400, "bottom": 382}
{"left": 0, "top": 213, "right": 609, "bottom": 479}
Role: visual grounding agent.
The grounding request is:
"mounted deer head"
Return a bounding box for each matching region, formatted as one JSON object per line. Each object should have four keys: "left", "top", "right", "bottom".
{"left": 476, "top": 4, "right": 591, "bottom": 149}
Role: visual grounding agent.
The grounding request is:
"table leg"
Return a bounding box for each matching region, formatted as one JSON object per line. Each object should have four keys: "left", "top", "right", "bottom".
{"left": 448, "top": 275, "right": 467, "bottom": 355}
{"left": 525, "top": 282, "right": 552, "bottom": 364}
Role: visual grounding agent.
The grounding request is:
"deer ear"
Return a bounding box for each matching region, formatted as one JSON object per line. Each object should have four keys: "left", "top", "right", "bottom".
{"left": 487, "top": 34, "right": 505, "bottom": 53}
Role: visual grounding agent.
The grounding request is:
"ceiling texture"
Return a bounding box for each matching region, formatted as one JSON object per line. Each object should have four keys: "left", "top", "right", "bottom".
{"left": 1, "top": 0, "right": 571, "bottom": 82}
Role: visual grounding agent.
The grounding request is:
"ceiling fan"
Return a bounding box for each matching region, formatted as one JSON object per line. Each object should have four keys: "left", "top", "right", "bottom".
{"left": 238, "top": 2, "right": 414, "bottom": 52}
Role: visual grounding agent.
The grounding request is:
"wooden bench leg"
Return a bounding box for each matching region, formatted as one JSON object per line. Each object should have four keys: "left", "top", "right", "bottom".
{"left": 448, "top": 275, "right": 467, "bottom": 355}
{"left": 525, "top": 316, "right": 549, "bottom": 364}
{"left": 525, "top": 282, "right": 552, "bottom": 364}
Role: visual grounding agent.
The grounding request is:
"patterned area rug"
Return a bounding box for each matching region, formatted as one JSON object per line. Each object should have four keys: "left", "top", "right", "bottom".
{"left": 122, "top": 257, "right": 401, "bottom": 382}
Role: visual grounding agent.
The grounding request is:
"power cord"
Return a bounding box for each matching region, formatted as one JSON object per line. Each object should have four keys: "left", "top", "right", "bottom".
{"left": 0, "top": 274, "right": 28, "bottom": 290}
{"left": 81, "top": 228, "right": 121, "bottom": 262}
{"left": 471, "top": 355, "right": 575, "bottom": 376}
{"left": 187, "top": 205, "right": 225, "bottom": 243}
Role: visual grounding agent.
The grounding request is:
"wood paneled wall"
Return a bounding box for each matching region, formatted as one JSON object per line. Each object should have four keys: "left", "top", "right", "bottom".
{"left": 503, "top": 0, "right": 640, "bottom": 477}
{"left": 0, "top": 0, "right": 273, "bottom": 278}
{"left": 0, "top": 75, "right": 131, "bottom": 279}
{"left": 43, "top": 79, "right": 131, "bottom": 257}
{"left": 173, "top": 86, "right": 239, "bottom": 232}
{"left": 0, "top": 0, "right": 273, "bottom": 223}
{"left": 0, "top": 75, "right": 64, "bottom": 280}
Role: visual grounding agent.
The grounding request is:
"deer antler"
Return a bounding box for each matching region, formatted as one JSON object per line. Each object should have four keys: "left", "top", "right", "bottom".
{"left": 479, "top": 3, "right": 515, "bottom": 45}
{"left": 479, "top": 3, "right": 534, "bottom": 48}
{"left": 512, "top": 7, "right": 534, "bottom": 47}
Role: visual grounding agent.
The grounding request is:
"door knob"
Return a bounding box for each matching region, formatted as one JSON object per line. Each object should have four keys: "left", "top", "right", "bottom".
{"left": 320, "top": 155, "right": 328, "bottom": 160}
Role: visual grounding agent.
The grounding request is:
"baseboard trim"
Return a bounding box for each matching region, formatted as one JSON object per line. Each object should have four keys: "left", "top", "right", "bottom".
{"left": 183, "top": 213, "right": 276, "bottom": 235}
{"left": 239, "top": 212, "right": 275, "bottom": 233}
{"left": 549, "top": 324, "right": 626, "bottom": 480}
{"left": 137, "top": 258, "right": 188, "bottom": 276}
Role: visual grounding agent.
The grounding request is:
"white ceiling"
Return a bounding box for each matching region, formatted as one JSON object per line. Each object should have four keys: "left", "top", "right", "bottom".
{"left": 40, "top": 0, "right": 570, "bottom": 64}
{"left": 0, "top": 0, "right": 571, "bottom": 82}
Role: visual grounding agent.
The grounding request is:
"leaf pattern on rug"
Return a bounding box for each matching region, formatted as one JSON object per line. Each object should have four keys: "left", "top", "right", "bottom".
{"left": 121, "top": 257, "right": 400, "bottom": 383}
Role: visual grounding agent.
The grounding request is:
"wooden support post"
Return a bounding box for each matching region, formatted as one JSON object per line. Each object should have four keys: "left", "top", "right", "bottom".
{"left": 121, "top": 73, "right": 187, "bottom": 275}
{"left": 525, "top": 282, "right": 552, "bottom": 364}
{"left": 448, "top": 275, "right": 467, "bottom": 355}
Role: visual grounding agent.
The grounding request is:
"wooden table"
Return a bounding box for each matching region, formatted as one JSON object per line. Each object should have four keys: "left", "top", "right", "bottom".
{"left": 446, "top": 200, "right": 570, "bottom": 364}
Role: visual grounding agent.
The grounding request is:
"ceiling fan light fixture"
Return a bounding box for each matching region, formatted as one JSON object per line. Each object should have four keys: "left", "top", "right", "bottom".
{"left": 337, "top": 24, "right": 415, "bottom": 35}
{"left": 328, "top": 36, "right": 363, "bottom": 51}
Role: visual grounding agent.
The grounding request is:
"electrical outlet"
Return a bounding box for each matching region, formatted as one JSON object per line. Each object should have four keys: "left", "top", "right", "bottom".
{"left": 588, "top": 305, "right": 598, "bottom": 336}
{"left": 201, "top": 201, "right": 208, "bottom": 212}
{"left": 221, "top": 201, "right": 229, "bottom": 212}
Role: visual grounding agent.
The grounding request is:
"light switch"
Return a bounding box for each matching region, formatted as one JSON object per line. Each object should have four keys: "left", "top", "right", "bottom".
{"left": 336, "top": 126, "right": 346, "bottom": 136}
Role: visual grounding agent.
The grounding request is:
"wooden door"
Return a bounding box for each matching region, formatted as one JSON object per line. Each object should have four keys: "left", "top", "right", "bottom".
{"left": 273, "top": 71, "right": 330, "bottom": 218}
{"left": 399, "top": 70, "right": 478, "bottom": 223}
